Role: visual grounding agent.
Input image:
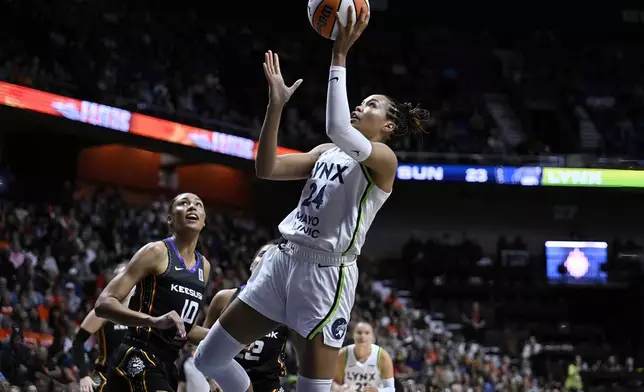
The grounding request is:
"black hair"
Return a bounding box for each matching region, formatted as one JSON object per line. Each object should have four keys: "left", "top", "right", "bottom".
{"left": 168, "top": 194, "right": 181, "bottom": 215}
{"left": 385, "top": 99, "right": 431, "bottom": 137}
{"left": 167, "top": 195, "right": 179, "bottom": 233}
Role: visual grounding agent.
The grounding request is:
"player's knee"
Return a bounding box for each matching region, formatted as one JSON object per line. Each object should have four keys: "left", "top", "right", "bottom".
{"left": 295, "top": 376, "right": 332, "bottom": 392}
{"left": 193, "top": 345, "right": 223, "bottom": 374}
{"left": 192, "top": 346, "right": 209, "bottom": 372}
{"left": 194, "top": 320, "right": 245, "bottom": 374}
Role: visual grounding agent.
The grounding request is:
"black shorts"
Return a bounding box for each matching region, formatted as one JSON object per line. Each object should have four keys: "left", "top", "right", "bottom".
{"left": 252, "top": 380, "right": 283, "bottom": 392}
{"left": 105, "top": 345, "right": 178, "bottom": 392}
{"left": 91, "top": 370, "right": 108, "bottom": 392}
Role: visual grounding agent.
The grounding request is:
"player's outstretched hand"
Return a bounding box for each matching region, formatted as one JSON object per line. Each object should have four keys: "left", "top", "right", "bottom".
{"left": 333, "top": 5, "right": 369, "bottom": 57}
{"left": 263, "top": 50, "right": 303, "bottom": 107}
{"left": 151, "top": 310, "right": 186, "bottom": 339}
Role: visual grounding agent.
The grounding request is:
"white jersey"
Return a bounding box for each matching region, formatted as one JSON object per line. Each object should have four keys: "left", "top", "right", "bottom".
{"left": 279, "top": 147, "right": 390, "bottom": 255}
{"left": 344, "top": 344, "right": 383, "bottom": 388}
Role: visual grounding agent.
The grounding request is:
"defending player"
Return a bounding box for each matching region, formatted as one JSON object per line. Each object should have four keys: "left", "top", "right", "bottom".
{"left": 72, "top": 264, "right": 135, "bottom": 392}
{"left": 194, "top": 6, "right": 428, "bottom": 392}
{"left": 95, "top": 192, "right": 211, "bottom": 392}
{"left": 204, "top": 243, "right": 288, "bottom": 392}
{"left": 332, "top": 322, "right": 395, "bottom": 392}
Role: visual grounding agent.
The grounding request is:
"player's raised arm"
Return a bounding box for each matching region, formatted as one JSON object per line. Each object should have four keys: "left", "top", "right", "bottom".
{"left": 325, "top": 6, "right": 430, "bottom": 193}
{"left": 256, "top": 51, "right": 334, "bottom": 180}
{"left": 326, "top": 6, "right": 395, "bottom": 176}
{"left": 255, "top": 51, "right": 324, "bottom": 181}
{"left": 95, "top": 242, "right": 186, "bottom": 338}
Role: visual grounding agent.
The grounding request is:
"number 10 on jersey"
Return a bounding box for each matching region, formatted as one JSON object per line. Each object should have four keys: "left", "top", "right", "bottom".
{"left": 180, "top": 299, "right": 199, "bottom": 324}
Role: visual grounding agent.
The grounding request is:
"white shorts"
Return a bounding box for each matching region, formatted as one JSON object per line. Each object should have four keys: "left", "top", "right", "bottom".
{"left": 238, "top": 240, "right": 359, "bottom": 348}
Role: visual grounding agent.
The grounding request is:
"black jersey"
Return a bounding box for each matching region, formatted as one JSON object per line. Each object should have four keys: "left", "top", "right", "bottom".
{"left": 94, "top": 321, "right": 128, "bottom": 373}
{"left": 231, "top": 286, "right": 288, "bottom": 386}
{"left": 123, "top": 238, "right": 207, "bottom": 362}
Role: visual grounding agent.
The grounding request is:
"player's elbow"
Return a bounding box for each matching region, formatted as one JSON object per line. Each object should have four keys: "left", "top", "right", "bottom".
{"left": 255, "top": 157, "right": 277, "bottom": 179}
{"left": 255, "top": 165, "right": 273, "bottom": 180}
{"left": 94, "top": 296, "right": 115, "bottom": 318}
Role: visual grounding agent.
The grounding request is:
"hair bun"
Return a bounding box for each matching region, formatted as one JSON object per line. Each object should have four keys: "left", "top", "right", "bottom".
{"left": 398, "top": 102, "right": 430, "bottom": 135}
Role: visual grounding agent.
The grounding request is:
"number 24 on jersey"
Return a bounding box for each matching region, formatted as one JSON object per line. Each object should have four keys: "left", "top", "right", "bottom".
{"left": 301, "top": 182, "right": 326, "bottom": 209}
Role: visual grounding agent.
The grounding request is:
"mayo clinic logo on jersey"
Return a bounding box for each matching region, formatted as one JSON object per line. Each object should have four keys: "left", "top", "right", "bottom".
{"left": 331, "top": 318, "right": 348, "bottom": 340}
{"left": 171, "top": 284, "right": 203, "bottom": 300}
{"left": 198, "top": 268, "right": 204, "bottom": 282}
{"left": 292, "top": 211, "right": 320, "bottom": 239}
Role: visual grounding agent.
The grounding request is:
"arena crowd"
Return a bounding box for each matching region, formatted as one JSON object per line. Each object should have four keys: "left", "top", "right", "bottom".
{"left": 1, "top": 0, "right": 643, "bottom": 158}
{"left": 0, "top": 188, "right": 639, "bottom": 392}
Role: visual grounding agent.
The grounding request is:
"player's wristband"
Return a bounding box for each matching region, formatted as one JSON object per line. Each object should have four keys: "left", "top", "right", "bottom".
{"left": 72, "top": 328, "right": 92, "bottom": 378}
{"left": 378, "top": 378, "right": 395, "bottom": 392}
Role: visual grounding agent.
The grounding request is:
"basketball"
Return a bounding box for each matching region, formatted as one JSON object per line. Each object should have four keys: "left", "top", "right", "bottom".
{"left": 307, "top": 0, "right": 370, "bottom": 40}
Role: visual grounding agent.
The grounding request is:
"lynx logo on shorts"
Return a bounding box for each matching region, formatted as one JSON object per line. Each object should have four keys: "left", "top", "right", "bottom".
{"left": 331, "top": 318, "right": 348, "bottom": 340}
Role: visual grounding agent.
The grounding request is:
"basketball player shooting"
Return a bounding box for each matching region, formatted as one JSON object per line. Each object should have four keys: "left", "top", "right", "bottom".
{"left": 194, "top": 6, "right": 428, "bottom": 392}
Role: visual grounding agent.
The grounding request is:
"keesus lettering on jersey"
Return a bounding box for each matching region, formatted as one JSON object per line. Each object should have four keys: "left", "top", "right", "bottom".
{"left": 345, "top": 372, "right": 377, "bottom": 382}
{"left": 292, "top": 211, "right": 320, "bottom": 238}
{"left": 311, "top": 162, "right": 349, "bottom": 183}
{"left": 171, "top": 284, "right": 203, "bottom": 300}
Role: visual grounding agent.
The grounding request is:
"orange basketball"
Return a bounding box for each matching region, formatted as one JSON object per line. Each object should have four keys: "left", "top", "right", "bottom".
{"left": 307, "top": 0, "right": 370, "bottom": 40}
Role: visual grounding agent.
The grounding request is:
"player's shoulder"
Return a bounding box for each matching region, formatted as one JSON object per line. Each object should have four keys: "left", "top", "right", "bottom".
{"left": 338, "top": 345, "right": 349, "bottom": 357}
{"left": 377, "top": 345, "right": 393, "bottom": 362}
{"left": 372, "top": 142, "right": 398, "bottom": 166}
{"left": 140, "top": 240, "right": 168, "bottom": 256}
{"left": 129, "top": 241, "right": 168, "bottom": 270}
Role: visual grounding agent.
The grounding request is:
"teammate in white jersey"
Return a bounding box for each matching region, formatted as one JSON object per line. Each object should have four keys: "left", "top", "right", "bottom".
{"left": 333, "top": 322, "right": 395, "bottom": 392}
{"left": 194, "top": 6, "right": 428, "bottom": 392}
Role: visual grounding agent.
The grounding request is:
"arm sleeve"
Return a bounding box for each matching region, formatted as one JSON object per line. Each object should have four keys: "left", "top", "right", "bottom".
{"left": 378, "top": 377, "right": 395, "bottom": 392}
{"left": 326, "top": 66, "right": 373, "bottom": 162}
{"left": 71, "top": 328, "right": 92, "bottom": 378}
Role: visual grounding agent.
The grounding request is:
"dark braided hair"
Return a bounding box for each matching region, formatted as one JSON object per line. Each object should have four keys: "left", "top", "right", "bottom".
{"left": 385, "top": 99, "right": 431, "bottom": 137}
